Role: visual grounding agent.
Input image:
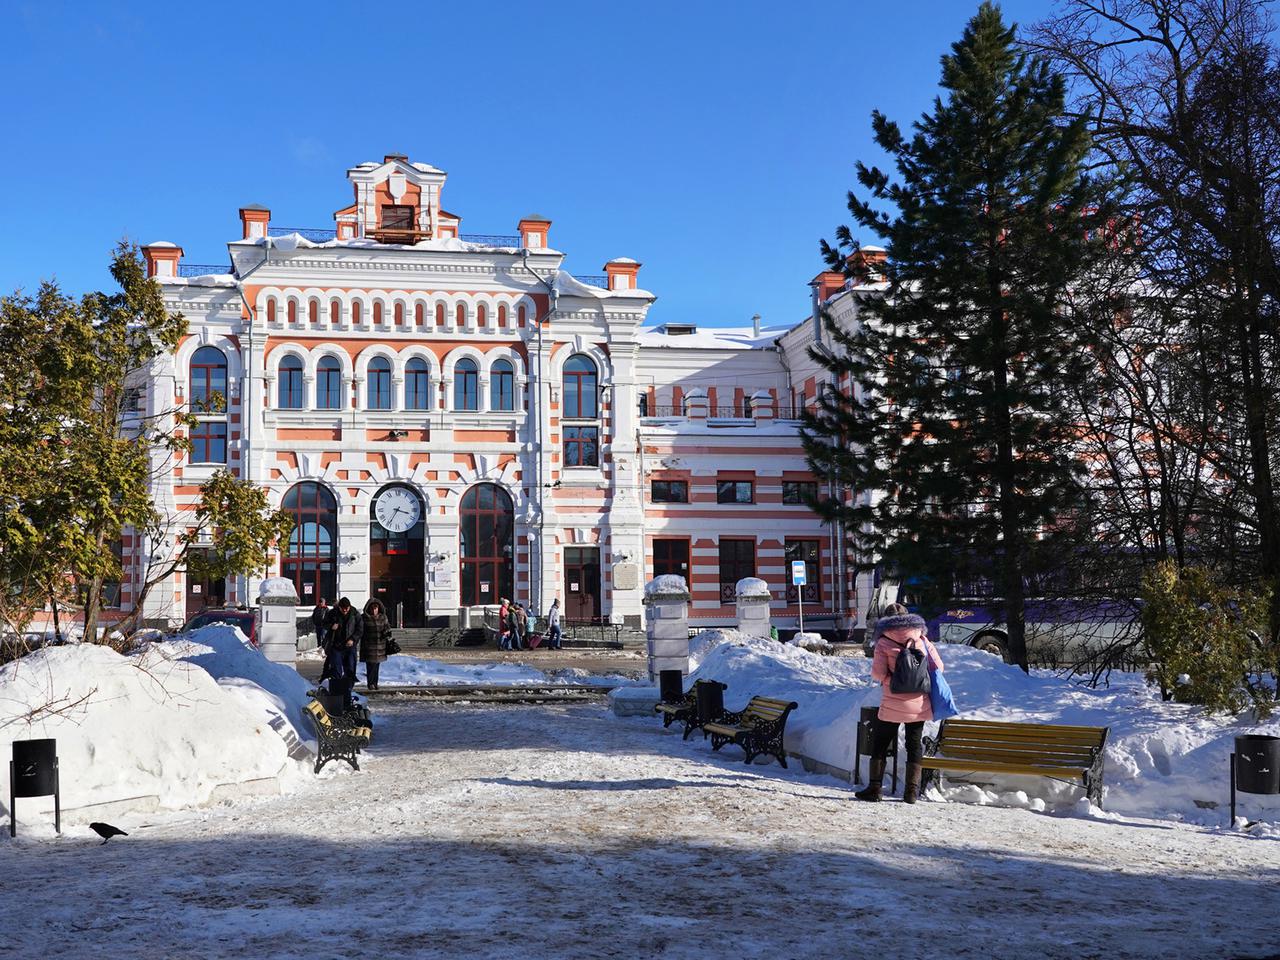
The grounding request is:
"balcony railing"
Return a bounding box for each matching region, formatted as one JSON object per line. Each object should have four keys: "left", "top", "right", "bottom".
{"left": 460, "top": 233, "right": 521, "bottom": 246}
{"left": 268, "top": 226, "right": 338, "bottom": 241}
{"left": 177, "top": 263, "right": 232, "bottom": 277}
{"left": 708, "top": 405, "right": 752, "bottom": 419}
{"left": 573, "top": 274, "right": 609, "bottom": 289}
{"left": 638, "top": 400, "right": 823, "bottom": 420}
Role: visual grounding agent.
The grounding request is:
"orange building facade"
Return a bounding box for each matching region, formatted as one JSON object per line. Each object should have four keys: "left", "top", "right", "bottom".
{"left": 127, "top": 155, "right": 870, "bottom": 636}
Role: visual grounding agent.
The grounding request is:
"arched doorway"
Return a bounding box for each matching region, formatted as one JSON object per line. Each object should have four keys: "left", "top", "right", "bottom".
{"left": 370, "top": 484, "right": 425, "bottom": 626}
{"left": 281, "top": 482, "right": 338, "bottom": 606}
{"left": 459, "top": 483, "right": 514, "bottom": 606}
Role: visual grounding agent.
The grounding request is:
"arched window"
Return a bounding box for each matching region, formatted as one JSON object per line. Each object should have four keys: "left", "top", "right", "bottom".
{"left": 317, "top": 356, "right": 344, "bottom": 410}
{"left": 190, "top": 346, "right": 227, "bottom": 413}
{"left": 491, "top": 359, "right": 515, "bottom": 411}
{"left": 459, "top": 483, "right": 514, "bottom": 606}
{"left": 278, "top": 356, "right": 304, "bottom": 409}
{"left": 405, "top": 358, "right": 432, "bottom": 411}
{"left": 455, "top": 303, "right": 466, "bottom": 327}
{"left": 436, "top": 303, "right": 445, "bottom": 326}
{"left": 563, "top": 355, "right": 598, "bottom": 419}
{"left": 497, "top": 304, "right": 508, "bottom": 327}
{"left": 367, "top": 356, "right": 392, "bottom": 410}
{"left": 282, "top": 482, "right": 338, "bottom": 604}
{"left": 454, "top": 357, "right": 479, "bottom": 411}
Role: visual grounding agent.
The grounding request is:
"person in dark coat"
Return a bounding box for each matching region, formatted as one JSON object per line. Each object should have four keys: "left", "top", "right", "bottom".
{"left": 360, "top": 598, "right": 392, "bottom": 691}
{"left": 311, "top": 597, "right": 330, "bottom": 650}
{"left": 323, "top": 597, "right": 363, "bottom": 710}
{"left": 507, "top": 601, "right": 523, "bottom": 651}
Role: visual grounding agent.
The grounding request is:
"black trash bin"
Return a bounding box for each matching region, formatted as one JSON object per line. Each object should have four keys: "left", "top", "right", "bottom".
{"left": 10, "top": 738, "right": 60, "bottom": 837}
{"left": 853, "top": 705, "right": 899, "bottom": 792}
{"left": 1235, "top": 735, "right": 1280, "bottom": 795}
{"left": 658, "top": 669, "right": 685, "bottom": 704}
{"left": 695, "top": 680, "right": 726, "bottom": 724}
{"left": 318, "top": 692, "right": 346, "bottom": 717}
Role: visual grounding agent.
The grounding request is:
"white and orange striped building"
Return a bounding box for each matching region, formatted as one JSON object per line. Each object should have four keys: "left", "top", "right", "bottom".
{"left": 124, "top": 155, "right": 877, "bottom": 636}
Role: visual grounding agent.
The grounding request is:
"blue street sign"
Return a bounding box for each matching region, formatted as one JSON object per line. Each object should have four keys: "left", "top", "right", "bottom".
{"left": 791, "top": 560, "right": 807, "bottom": 586}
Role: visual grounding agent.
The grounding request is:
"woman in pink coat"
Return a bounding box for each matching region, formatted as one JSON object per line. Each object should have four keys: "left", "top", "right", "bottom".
{"left": 855, "top": 603, "right": 944, "bottom": 804}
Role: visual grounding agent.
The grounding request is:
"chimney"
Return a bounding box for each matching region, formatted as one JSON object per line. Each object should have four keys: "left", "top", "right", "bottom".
{"left": 383, "top": 153, "right": 409, "bottom": 163}
{"left": 810, "top": 270, "right": 845, "bottom": 303}
{"left": 239, "top": 205, "right": 271, "bottom": 240}
{"left": 518, "top": 215, "right": 551, "bottom": 250}
{"left": 604, "top": 257, "right": 641, "bottom": 292}
{"left": 752, "top": 313, "right": 761, "bottom": 337}
{"left": 141, "top": 242, "right": 183, "bottom": 278}
{"left": 847, "top": 245, "right": 887, "bottom": 283}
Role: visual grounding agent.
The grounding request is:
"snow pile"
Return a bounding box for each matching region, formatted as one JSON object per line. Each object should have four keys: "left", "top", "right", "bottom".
{"left": 789, "top": 631, "right": 831, "bottom": 653}
{"left": 735, "top": 576, "right": 771, "bottom": 599}
{"left": 689, "top": 628, "right": 751, "bottom": 670}
{"left": 644, "top": 574, "right": 689, "bottom": 599}
{"left": 685, "top": 632, "right": 1280, "bottom": 829}
{"left": 0, "top": 625, "right": 312, "bottom": 826}
{"left": 364, "top": 655, "right": 628, "bottom": 688}
{"left": 257, "top": 577, "right": 298, "bottom": 601}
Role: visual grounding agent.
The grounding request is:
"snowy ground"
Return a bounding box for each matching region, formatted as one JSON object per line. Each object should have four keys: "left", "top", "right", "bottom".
{"left": 6, "top": 699, "right": 1278, "bottom": 960}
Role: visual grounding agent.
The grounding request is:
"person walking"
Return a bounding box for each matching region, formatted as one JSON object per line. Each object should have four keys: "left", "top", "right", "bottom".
{"left": 547, "top": 598, "right": 563, "bottom": 650}
{"left": 323, "top": 597, "right": 363, "bottom": 711}
{"left": 507, "top": 601, "right": 523, "bottom": 651}
{"left": 855, "top": 602, "right": 944, "bottom": 805}
{"left": 360, "top": 598, "right": 392, "bottom": 692}
{"left": 515, "top": 602, "right": 529, "bottom": 650}
{"left": 311, "top": 597, "right": 330, "bottom": 653}
{"left": 498, "top": 598, "right": 511, "bottom": 650}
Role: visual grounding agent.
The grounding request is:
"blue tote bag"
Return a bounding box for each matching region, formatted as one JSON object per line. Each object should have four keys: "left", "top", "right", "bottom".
{"left": 929, "top": 658, "right": 959, "bottom": 721}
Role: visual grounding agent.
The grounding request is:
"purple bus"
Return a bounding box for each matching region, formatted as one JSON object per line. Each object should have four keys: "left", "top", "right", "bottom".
{"left": 866, "top": 578, "right": 1139, "bottom": 664}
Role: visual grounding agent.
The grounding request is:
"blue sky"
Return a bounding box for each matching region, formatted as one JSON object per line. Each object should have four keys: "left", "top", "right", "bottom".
{"left": 1, "top": 0, "right": 1060, "bottom": 328}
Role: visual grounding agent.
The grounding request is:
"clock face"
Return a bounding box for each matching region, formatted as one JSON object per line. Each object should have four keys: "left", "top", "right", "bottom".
{"left": 374, "top": 487, "right": 421, "bottom": 533}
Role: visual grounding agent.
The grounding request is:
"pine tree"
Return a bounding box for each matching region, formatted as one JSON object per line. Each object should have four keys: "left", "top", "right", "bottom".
{"left": 802, "top": 2, "right": 1115, "bottom": 670}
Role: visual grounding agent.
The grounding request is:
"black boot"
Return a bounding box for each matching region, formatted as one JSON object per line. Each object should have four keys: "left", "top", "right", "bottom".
{"left": 855, "top": 758, "right": 886, "bottom": 802}
{"left": 903, "top": 762, "right": 923, "bottom": 804}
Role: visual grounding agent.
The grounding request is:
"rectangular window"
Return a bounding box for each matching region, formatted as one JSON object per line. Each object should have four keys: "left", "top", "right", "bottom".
{"left": 564, "top": 426, "right": 599, "bottom": 467}
{"left": 381, "top": 204, "right": 415, "bottom": 229}
{"left": 718, "top": 538, "right": 756, "bottom": 604}
{"left": 650, "top": 480, "right": 688, "bottom": 503}
{"left": 652, "top": 538, "right": 690, "bottom": 581}
{"left": 782, "top": 481, "right": 818, "bottom": 505}
{"left": 716, "top": 480, "right": 754, "bottom": 504}
{"left": 784, "top": 539, "right": 821, "bottom": 604}
{"left": 191, "top": 421, "right": 228, "bottom": 465}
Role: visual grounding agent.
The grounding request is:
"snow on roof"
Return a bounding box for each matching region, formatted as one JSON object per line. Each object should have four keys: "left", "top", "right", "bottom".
{"left": 410, "top": 161, "right": 444, "bottom": 174}
{"left": 860, "top": 244, "right": 886, "bottom": 252}
{"left": 155, "top": 274, "right": 236, "bottom": 286}
{"left": 644, "top": 574, "right": 690, "bottom": 599}
{"left": 145, "top": 240, "right": 178, "bottom": 248}
{"left": 606, "top": 256, "right": 639, "bottom": 265}
{"left": 637, "top": 322, "right": 790, "bottom": 351}
{"left": 552, "top": 271, "right": 654, "bottom": 300}
{"left": 231, "top": 232, "right": 556, "bottom": 256}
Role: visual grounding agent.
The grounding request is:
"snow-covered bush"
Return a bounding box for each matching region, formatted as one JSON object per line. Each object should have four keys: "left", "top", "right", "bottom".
{"left": 1140, "top": 561, "right": 1276, "bottom": 717}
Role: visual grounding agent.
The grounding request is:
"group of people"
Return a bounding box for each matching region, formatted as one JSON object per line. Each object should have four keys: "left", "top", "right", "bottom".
{"left": 497, "top": 597, "right": 562, "bottom": 650}
{"left": 310, "top": 596, "right": 393, "bottom": 710}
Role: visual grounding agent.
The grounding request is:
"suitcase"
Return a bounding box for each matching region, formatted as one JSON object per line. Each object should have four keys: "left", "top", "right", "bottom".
{"left": 528, "top": 631, "right": 544, "bottom": 649}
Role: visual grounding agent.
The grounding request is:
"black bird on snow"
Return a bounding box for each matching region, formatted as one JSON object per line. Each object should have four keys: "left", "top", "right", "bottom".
{"left": 89, "top": 822, "right": 128, "bottom": 844}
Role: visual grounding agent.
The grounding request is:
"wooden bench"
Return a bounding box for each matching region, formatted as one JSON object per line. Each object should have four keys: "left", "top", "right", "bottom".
{"left": 703, "top": 696, "right": 798, "bottom": 768}
{"left": 304, "top": 700, "right": 372, "bottom": 774}
{"left": 654, "top": 679, "right": 725, "bottom": 740}
{"left": 921, "top": 719, "right": 1109, "bottom": 806}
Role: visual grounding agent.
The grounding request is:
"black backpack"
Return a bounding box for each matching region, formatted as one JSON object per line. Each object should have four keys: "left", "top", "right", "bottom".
{"left": 890, "top": 640, "right": 930, "bottom": 694}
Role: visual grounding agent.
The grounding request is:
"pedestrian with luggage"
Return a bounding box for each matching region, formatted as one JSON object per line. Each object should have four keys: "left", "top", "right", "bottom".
{"left": 323, "top": 597, "right": 363, "bottom": 712}
{"left": 498, "top": 598, "right": 511, "bottom": 650}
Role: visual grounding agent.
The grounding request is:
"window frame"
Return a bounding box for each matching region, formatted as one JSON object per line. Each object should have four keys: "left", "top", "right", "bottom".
{"left": 190, "top": 419, "right": 228, "bottom": 465}
{"left": 782, "top": 480, "right": 818, "bottom": 505}
{"left": 490, "top": 359, "right": 516, "bottom": 411}
{"left": 652, "top": 537, "right": 690, "bottom": 581}
{"left": 563, "top": 425, "right": 599, "bottom": 468}
{"left": 366, "top": 357, "right": 393, "bottom": 410}
{"left": 716, "top": 480, "right": 754, "bottom": 504}
{"left": 650, "top": 479, "right": 689, "bottom": 504}
{"left": 562, "top": 355, "right": 599, "bottom": 419}
{"left": 316, "top": 356, "right": 345, "bottom": 410}
{"left": 717, "top": 538, "right": 756, "bottom": 604}
{"left": 784, "top": 538, "right": 821, "bottom": 604}
{"left": 405, "top": 358, "right": 432, "bottom": 411}
{"left": 277, "top": 356, "right": 305, "bottom": 409}
{"left": 454, "top": 358, "right": 479, "bottom": 411}
{"left": 189, "top": 346, "right": 228, "bottom": 414}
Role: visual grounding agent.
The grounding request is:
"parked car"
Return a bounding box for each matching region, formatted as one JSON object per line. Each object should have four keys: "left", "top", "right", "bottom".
{"left": 180, "top": 608, "right": 258, "bottom": 646}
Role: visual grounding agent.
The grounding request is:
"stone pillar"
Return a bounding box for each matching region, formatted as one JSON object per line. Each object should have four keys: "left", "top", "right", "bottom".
{"left": 644, "top": 576, "right": 691, "bottom": 682}
{"left": 257, "top": 578, "right": 299, "bottom": 666}
{"left": 735, "top": 576, "right": 772, "bottom": 639}
{"left": 684, "top": 387, "right": 708, "bottom": 420}
{"left": 750, "top": 389, "right": 776, "bottom": 423}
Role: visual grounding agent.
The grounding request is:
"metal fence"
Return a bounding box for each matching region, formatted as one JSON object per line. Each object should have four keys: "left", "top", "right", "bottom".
{"left": 177, "top": 263, "right": 232, "bottom": 277}
{"left": 460, "top": 233, "right": 521, "bottom": 246}
{"left": 573, "top": 274, "right": 609, "bottom": 289}
{"left": 268, "top": 226, "right": 338, "bottom": 241}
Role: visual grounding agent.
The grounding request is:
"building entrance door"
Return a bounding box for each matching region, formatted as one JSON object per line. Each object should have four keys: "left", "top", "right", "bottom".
{"left": 370, "top": 485, "right": 426, "bottom": 627}
{"left": 564, "top": 547, "right": 601, "bottom": 622}
{"left": 185, "top": 549, "right": 227, "bottom": 621}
